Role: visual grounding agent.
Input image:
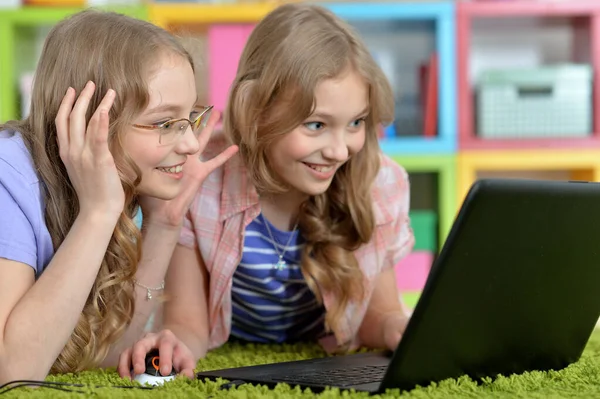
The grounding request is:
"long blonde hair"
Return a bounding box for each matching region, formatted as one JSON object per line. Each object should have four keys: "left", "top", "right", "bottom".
{"left": 224, "top": 3, "right": 394, "bottom": 344}
{"left": 1, "top": 10, "right": 194, "bottom": 372}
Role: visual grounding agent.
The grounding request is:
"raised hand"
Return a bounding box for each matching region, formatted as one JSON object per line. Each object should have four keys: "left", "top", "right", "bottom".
{"left": 55, "top": 81, "right": 125, "bottom": 220}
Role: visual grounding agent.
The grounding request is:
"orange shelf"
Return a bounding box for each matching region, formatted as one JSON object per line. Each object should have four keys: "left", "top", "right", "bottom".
{"left": 457, "top": 149, "right": 600, "bottom": 204}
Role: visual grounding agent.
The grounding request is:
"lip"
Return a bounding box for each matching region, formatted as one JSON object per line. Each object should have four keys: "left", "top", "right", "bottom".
{"left": 302, "top": 162, "right": 337, "bottom": 180}
{"left": 156, "top": 161, "right": 185, "bottom": 180}
{"left": 157, "top": 160, "right": 186, "bottom": 169}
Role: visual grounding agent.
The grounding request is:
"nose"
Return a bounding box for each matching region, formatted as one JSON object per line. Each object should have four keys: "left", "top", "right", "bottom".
{"left": 175, "top": 123, "right": 201, "bottom": 155}
{"left": 322, "top": 130, "right": 349, "bottom": 162}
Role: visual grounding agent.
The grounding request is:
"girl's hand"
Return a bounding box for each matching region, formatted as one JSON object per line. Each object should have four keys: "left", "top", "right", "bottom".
{"left": 382, "top": 311, "right": 410, "bottom": 351}
{"left": 117, "top": 329, "right": 196, "bottom": 379}
{"left": 55, "top": 81, "right": 124, "bottom": 220}
{"left": 139, "top": 109, "right": 238, "bottom": 229}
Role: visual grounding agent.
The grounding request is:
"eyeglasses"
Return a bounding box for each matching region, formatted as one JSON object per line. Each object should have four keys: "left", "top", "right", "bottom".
{"left": 132, "top": 105, "right": 214, "bottom": 145}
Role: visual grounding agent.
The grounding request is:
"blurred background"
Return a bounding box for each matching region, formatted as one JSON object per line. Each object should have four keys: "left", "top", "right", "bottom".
{"left": 0, "top": 0, "right": 596, "bottom": 306}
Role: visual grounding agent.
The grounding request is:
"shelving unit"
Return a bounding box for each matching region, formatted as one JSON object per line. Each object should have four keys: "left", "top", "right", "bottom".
{"left": 2, "top": 0, "right": 600, "bottom": 305}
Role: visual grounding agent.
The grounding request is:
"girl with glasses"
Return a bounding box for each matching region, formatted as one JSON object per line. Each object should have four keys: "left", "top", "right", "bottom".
{"left": 0, "top": 10, "right": 237, "bottom": 383}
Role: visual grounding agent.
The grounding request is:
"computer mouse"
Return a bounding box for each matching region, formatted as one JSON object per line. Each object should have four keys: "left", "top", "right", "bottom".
{"left": 133, "top": 349, "right": 176, "bottom": 386}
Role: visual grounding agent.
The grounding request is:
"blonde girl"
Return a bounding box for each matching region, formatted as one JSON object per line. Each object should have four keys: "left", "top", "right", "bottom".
{"left": 133, "top": 3, "right": 414, "bottom": 362}
{"left": 0, "top": 10, "right": 236, "bottom": 383}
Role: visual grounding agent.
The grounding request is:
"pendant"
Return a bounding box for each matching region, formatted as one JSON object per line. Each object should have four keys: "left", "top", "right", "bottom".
{"left": 275, "top": 256, "right": 286, "bottom": 270}
{"left": 146, "top": 289, "right": 152, "bottom": 301}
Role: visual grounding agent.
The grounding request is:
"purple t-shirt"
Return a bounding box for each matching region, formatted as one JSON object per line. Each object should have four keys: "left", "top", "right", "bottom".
{"left": 0, "top": 130, "right": 53, "bottom": 276}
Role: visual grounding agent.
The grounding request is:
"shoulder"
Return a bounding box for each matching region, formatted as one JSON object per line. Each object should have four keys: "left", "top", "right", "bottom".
{"left": 0, "top": 130, "right": 48, "bottom": 273}
{"left": 371, "top": 153, "right": 410, "bottom": 225}
{"left": 0, "top": 130, "right": 40, "bottom": 189}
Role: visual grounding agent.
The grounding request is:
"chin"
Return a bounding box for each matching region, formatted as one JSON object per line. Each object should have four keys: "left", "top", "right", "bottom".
{"left": 136, "top": 185, "right": 181, "bottom": 201}
{"left": 297, "top": 182, "right": 334, "bottom": 197}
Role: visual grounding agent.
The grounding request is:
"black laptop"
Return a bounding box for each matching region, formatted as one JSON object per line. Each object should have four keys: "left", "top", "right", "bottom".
{"left": 196, "top": 179, "right": 600, "bottom": 394}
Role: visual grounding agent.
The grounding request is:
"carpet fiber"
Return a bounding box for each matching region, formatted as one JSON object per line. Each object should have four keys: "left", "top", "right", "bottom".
{"left": 3, "top": 330, "right": 600, "bottom": 398}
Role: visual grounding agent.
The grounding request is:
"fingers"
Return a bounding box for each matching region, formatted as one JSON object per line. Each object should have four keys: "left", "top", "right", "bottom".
{"left": 125, "top": 330, "right": 195, "bottom": 380}
{"left": 386, "top": 331, "right": 402, "bottom": 351}
{"left": 173, "top": 348, "right": 196, "bottom": 379}
{"left": 86, "top": 89, "right": 116, "bottom": 158}
{"left": 203, "top": 145, "right": 239, "bottom": 174}
{"left": 196, "top": 108, "right": 221, "bottom": 152}
{"left": 158, "top": 339, "right": 174, "bottom": 376}
{"left": 131, "top": 335, "right": 157, "bottom": 375}
{"left": 117, "top": 348, "right": 133, "bottom": 379}
{"left": 55, "top": 87, "right": 76, "bottom": 161}
{"left": 68, "top": 81, "right": 96, "bottom": 154}
{"left": 176, "top": 144, "right": 238, "bottom": 206}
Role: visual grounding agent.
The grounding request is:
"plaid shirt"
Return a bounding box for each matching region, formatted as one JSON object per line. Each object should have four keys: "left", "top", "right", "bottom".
{"left": 180, "top": 136, "right": 414, "bottom": 352}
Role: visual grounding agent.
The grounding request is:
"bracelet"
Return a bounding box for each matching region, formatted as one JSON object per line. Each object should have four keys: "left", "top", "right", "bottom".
{"left": 133, "top": 279, "right": 165, "bottom": 301}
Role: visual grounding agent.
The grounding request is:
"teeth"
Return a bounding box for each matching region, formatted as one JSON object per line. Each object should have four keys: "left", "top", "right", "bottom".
{"left": 306, "top": 163, "right": 333, "bottom": 173}
{"left": 158, "top": 165, "right": 183, "bottom": 173}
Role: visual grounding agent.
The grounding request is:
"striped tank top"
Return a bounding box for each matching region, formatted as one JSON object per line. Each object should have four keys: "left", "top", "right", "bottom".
{"left": 230, "top": 213, "right": 325, "bottom": 343}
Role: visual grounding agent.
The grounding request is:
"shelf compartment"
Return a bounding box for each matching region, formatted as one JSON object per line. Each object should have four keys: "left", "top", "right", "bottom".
{"left": 457, "top": 1, "right": 600, "bottom": 150}
{"left": 457, "top": 149, "right": 600, "bottom": 203}
{"left": 391, "top": 154, "right": 457, "bottom": 247}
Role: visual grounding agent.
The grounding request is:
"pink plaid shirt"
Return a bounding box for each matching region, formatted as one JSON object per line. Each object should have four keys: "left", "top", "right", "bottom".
{"left": 179, "top": 136, "right": 414, "bottom": 352}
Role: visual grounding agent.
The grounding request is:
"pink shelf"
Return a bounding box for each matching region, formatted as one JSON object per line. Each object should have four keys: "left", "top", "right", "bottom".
{"left": 208, "top": 24, "right": 255, "bottom": 113}
{"left": 460, "top": 1, "right": 599, "bottom": 17}
{"left": 460, "top": 136, "right": 600, "bottom": 151}
{"left": 395, "top": 251, "right": 434, "bottom": 291}
{"left": 457, "top": 1, "right": 600, "bottom": 150}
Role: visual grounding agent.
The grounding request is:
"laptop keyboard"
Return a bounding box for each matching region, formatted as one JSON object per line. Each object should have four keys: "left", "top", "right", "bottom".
{"left": 270, "top": 365, "right": 387, "bottom": 387}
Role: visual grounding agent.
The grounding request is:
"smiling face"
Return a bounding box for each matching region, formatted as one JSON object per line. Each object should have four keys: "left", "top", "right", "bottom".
{"left": 266, "top": 68, "right": 369, "bottom": 198}
{"left": 122, "top": 52, "right": 200, "bottom": 200}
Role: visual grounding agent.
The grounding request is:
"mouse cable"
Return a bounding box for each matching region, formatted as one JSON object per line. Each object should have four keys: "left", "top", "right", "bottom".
{"left": 0, "top": 379, "right": 154, "bottom": 395}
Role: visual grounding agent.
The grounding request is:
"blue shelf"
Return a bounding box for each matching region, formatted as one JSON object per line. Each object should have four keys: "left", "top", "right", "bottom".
{"left": 325, "top": 1, "right": 457, "bottom": 155}
{"left": 379, "top": 136, "right": 455, "bottom": 154}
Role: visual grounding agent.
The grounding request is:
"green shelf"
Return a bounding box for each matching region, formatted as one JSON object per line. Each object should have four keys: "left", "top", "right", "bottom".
{"left": 409, "top": 210, "right": 437, "bottom": 252}
{"left": 0, "top": 6, "right": 147, "bottom": 122}
{"left": 402, "top": 291, "right": 421, "bottom": 309}
{"left": 391, "top": 154, "right": 457, "bottom": 249}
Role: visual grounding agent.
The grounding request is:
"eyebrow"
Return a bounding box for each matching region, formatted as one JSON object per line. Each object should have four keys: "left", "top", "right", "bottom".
{"left": 144, "top": 95, "right": 200, "bottom": 116}
{"left": 311, "top": 106, "right": 370, "bottom": 120}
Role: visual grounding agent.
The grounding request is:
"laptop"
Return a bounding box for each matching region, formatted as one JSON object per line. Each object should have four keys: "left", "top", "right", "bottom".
{"left": 196, "top": 178, "right": 600, "bottom": 394}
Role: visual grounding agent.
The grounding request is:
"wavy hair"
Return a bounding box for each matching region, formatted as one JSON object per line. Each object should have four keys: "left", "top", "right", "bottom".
{"left": 1, "top": 10, "right": 194, "bottom": 372}
{"left": 224, "top": 3, "right": 394, "bottom": 345}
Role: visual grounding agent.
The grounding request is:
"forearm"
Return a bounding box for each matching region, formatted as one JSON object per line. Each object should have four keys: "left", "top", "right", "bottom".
{"left": 358, "top": 308, "right": 405, "bottom": 349}
{"left": 102, "top": 223, "right": 181, "bottom": 366}
{"left": 1, "top": 213, "right": 118, "bottom": 382}
{"left": 357, "top": 267, "right": 408, "bottom": 349}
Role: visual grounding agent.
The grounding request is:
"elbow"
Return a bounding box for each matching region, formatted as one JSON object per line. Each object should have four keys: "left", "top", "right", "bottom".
{"left": 0, "top": 346, "right": 54, "bottom": 386}
{"left": 0, "top": 357, "right": 50, "bottom": 387}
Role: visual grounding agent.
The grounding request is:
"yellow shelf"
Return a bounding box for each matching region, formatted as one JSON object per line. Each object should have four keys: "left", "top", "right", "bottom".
{"left": 148, "top": 2, "right": 281, "bottom": 27}
{"left": 457, "top": 149, "right": 600, "bottom": 203}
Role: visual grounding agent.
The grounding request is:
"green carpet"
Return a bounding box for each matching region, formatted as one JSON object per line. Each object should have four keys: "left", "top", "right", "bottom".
{"left": 3, "top": 329, "right": 600, "bottom": 398}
